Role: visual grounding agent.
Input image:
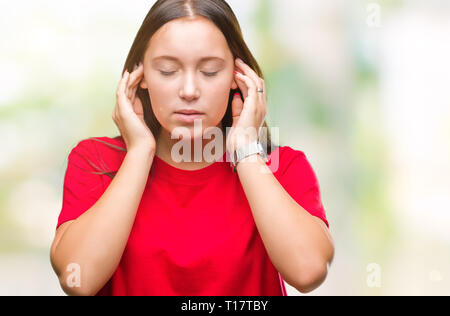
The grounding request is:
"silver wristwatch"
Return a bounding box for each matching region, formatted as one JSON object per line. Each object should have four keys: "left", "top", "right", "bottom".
{"left": 230, "top": 141, "right": 268, "bottom": 172}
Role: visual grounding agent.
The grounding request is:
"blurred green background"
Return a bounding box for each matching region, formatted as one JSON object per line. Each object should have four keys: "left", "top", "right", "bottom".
{"left": 1, "top": 0, "right": 449, "bottom": 295}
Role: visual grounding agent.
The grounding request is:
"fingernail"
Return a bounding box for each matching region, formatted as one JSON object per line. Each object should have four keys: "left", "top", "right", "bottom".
{"left": 234, "top": 70, "right": 239, "bottom": 75}
{"left": 236, "top": 58, "right": 243, "bottom": 63}
{"left": 234, "top": 93, "right": 240, "bottom": 98}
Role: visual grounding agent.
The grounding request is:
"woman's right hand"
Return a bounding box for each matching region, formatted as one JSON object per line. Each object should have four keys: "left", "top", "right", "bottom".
{"left": 113, "top": 62, "right": 156, "bottom": 154}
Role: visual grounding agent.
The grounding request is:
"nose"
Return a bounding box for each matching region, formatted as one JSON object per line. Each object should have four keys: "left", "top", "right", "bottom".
{"left": 179, "top": 71, "right": 200, "bottom": 101}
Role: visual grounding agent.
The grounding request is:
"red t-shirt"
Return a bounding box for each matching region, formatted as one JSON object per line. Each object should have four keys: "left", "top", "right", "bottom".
{"left": 56, "top": 136, "right": 329, "bottom": 296}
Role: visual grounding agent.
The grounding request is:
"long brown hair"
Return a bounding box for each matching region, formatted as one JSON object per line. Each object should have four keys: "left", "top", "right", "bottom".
{"left": 87, "top": 0, "right": 277, "bottom": 179}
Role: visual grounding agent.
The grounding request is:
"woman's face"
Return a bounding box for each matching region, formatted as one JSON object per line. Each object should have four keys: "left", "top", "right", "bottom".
{"left": 140, "top": 16, "right": 238, "bottom": 140}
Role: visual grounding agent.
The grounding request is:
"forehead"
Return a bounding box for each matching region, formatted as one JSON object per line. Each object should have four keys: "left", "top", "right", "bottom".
{"left": 146, "top": 16, "right": 232, "bottom": 63}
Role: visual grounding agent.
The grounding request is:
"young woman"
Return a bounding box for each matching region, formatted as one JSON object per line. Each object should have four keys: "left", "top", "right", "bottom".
{"left": 50, "top": 0, "right": 334, "bottom": 296}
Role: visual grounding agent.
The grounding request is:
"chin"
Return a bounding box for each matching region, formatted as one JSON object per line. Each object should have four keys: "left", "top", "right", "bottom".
{"left": 168, "top": 125, "right": 202, "bottom": 141}
{"left": 170, "top": 121, "right": 221, "bottom": 141}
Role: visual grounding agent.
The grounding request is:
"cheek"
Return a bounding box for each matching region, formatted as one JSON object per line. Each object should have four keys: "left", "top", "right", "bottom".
{"left": 147, "top": 80, "right": 173, "bottom": 120}
{"left": 206, "top": 88, "right": 230, "bottom": 124}
{"left": 198, "top": 78, "right": 231, "bottom": 125}
{"left": 206, "top": 81, "right": 231, "bottom": 111}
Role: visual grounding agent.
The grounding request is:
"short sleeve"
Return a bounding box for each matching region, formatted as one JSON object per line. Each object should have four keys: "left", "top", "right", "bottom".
{"left": 56, "top": 139, "right": 106, "bottom": 229}
{"left": 277, "top": 149, "right": 329, "bottom": 228}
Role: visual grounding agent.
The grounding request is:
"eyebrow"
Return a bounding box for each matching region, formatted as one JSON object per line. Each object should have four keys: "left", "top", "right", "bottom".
{"left": 152, "top": 55, "right": 225, "bottom": 63}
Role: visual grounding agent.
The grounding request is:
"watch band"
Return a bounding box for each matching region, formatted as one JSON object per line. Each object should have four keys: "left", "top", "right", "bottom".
{"left": 230, "top": 141, "right": 267, "bottom": 172}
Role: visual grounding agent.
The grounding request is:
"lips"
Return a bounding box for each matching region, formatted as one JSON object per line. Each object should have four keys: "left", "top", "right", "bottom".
{"left": 175, "top": 109, "right": 204, "bottom": 115}
{"left": 174, "top": 110, "right": 204, "bottom": 123}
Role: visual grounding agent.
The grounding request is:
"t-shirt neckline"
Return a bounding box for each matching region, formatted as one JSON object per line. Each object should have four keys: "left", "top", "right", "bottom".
{"left": 151, "top": 152, "right": 231, "bottom": 184}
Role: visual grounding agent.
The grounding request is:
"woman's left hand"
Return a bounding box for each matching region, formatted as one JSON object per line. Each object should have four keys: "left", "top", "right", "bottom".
{"left": 227, "top": 58, "right": 267, "bottom": 154}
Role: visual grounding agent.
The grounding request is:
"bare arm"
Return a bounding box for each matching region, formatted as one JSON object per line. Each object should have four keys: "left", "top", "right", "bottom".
{"left": 50, "top": 146, "right": 154, "bottom": 296}
{"left": 236, "top": 154, "right": 334, "bottom": 293}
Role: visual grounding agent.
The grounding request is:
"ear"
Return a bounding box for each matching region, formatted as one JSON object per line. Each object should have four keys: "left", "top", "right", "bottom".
{"left": 140, "top": 79, "right": 148, "bottom": 90}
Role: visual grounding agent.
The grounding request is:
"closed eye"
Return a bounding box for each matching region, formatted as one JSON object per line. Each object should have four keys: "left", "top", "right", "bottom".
{"left": 160, "top": 71, "right": 175, "bottom": 76}
{"left": 202, "top": 72, "right": 218, "bottom": 77}
{"left": 159, "top": 70, "right": 218, "bottom": 77}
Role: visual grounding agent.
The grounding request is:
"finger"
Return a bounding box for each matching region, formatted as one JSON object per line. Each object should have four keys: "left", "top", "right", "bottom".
{"left": 259, "top": 78, "right": 266, "bottom": 96}
{"left": 130, "top": 63, "right": 144, "bottom": 80}
{"left": 119, "top": 71, "right": 133, "bottom": 115}
{"left": 127, "top": 64, "right": 144, "bottom": 100}
{"left": 116, "top": 69, "right": 127, "bottom": 97}
{"left": 261, "top": 79, "right": 267, "bottom": 115}
{"left": 128, "top": 63, "right": 144, "bottom": 90}
{"left": 122, "top": 70, "right": 131, "bottom": 100}
{"left": 256, "top": 78, "right": 266, "bottom": 108}
{"left": 131, "top": 82, "right": 140, "bottom": 106}
{"left": 235, "top": 59, "right": 266, "bottom": 105}
{"left": 127, "top": 64, "right": 138, "bottom": 99}
{"left": 231, "top": 92, "right": 243, "bottom": 127}
{"left": 126, "top": 68, "right": 133, "bottom": 100}
{"left": 130, "top": 67, "right": 143, "bottom": 103}
{"left": 234, "top": 70, "right": 248, "bottom": 99}
{"left": 117, "top": 70, "right": 128, "bottom": 108}
{"left": 115, "top": 71, "right": 129, "bottom": 121}
{"left": 234, "top": 71, "right": 257, "bottom": 102}
{"left": 130, "top": 86, "right": 136, "bottom": 105}
{"left": 235, "top": 58, "right": 261, "bottom": 91}
{"left": 113, "top": 98, "right": 119, "bottom": 123}
{"left": 128, "top": 67, "right": 137, "bottom": 101}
